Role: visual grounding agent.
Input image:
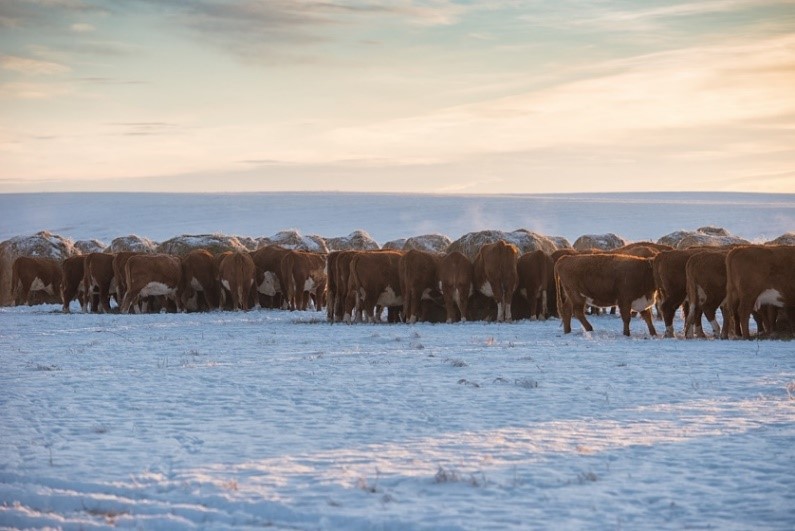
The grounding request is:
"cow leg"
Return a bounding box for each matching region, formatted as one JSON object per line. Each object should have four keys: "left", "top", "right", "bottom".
{"left": 640, "top": 308, "right": 657, "bottom": 336}
{"left": 737, "top": 299, "right": 754, "bottom": 339}
{"left": 661, "top": 300, "right": 677, "bottom": 338}
{"left": 684, "top": 302, "right": 696, "bottom": 339}
{"left": 443, "top": 289, "right": 457, "bottom": 324}
{"left": 619, "top": 303, "right": 633, "bottom": 336}
{"left": 100, "top": 286, "right": 112, "bottom": 313}
{"left": 703, "top": 305, "right": 721, "bottom": 338}
{"left": 458, "top": 289, "right": 469, "bottom": 323}
{"left": 573, "top": 304, "right": 593, "bottom": 333}
{"left": 504, "top": 294, "right": 513, "bottom": 322}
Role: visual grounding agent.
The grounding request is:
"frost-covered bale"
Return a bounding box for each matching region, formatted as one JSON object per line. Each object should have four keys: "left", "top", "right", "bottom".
{"left": 696, "top": 226, "right": 730, "bottom": 237}
{"left": 403, "top": 234, "right": 452, "bottom": 254}
{"left": 106, "top": 235, "right": 158, "bottom": 254}
{"left": 382, "top": 238, "right": 406, "bottom": 250}
{"left": 573, "top": 233, "right": 626, "bottom": 252}
{"left": 258, "top": 230, "right": 329, "bottom": 253}
{"left": 448, "top": 229, "right": 557, "bottom": 260}
{"left": 657, "top": 226, "right": 739, "bottom": 248}
{"left": 325, "top": 230, "right": 380, "bottom": 251}
{"left": 237, "top": 236, "right": 258, "bottom": 251}
{"left": 74, "top": 239, "right": 106, "bottom": 254}
{"left": 0, "top": 231, "right": 78, "bottom": 306}
{"left": 676, "top": 233, "right": 749, "bottom": 249}
{"left": 157, "top": 234, "right": 251, "bottom": 256}
{"left": 766, "top": 232, "right": 795, "bottom": 246}
{"left": 548, "top": 236, "right": 572, "bottom": 250}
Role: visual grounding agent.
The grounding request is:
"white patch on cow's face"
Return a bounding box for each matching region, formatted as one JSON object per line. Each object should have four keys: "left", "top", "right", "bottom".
{"left": 30, "top": 277, "right": 54, "bottom": 295}
{"left": 257, "top": 272, "right": 280, "bottom": 296}
{"left": 376, "top": 286, "right": 402, "bottom": 307}
{"left": 304, "top": 278, "right": 316, "bottom": 292}
{"left": 140, "top": 282, "right": 176, "bottom": 298}
{"left": 754, "top": 288, "right": 784, "bottom": 310}
{"left": 480, "top": 281, "right": 493, "bottom": 298}
{"left": 697, "top": 285, "right": 707, "bottom": 305}
{"left": 191, "top": 278, "right": 203, "bottom": 291}
{"left": 631, "top": 294, "right": 655, "bottom": 312}
{"left": 221, "top": 279, "right": 231, "bottom": 292}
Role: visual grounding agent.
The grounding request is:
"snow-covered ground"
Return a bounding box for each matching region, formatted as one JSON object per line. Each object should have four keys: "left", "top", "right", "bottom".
{"left": 1, "top": 192, "right": 794, "bottom": 529}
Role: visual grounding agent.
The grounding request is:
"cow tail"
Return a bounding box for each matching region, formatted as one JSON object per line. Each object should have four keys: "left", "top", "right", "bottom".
{"left": 10, "top": 261, "right": 19, "bottom": 303}
{"left": 554, "top": 266, "right": 564, "bottom": 321}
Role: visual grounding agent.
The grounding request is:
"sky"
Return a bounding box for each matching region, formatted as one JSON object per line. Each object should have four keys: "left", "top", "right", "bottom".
{"left": 0, "top": 0, "right": 794, "bottom": 194}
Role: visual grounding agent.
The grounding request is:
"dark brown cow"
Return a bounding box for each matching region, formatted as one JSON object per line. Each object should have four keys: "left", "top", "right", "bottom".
{"left": 555, "top": 254, "right": 657, "bottom": 337}
{"left": 347, "top": 251, "right": 403, "bottom": 323}
{"left": 473, "top": 240, "right": 519, "bottom": 322}
{"left": 328, "top": 250, "right": 360, "bottom": 322}
{"left": 516, "top": 250, "right": 549, "bottom": 320}
{"left": 438, "top": 251, "right": 473, "bottom": 323}
{"left": 113, "top": 252, "right": 140, "bottom": 307}
{"left": 652, "top": 249, "right": 707, "bottom": 337}
{"left": 61, "top": 255, "right": 86, "bottom": 312}
{"left": 684, "top": 249, "right": 730, "bottom": 339}
{"left": 121, "top": 254, "right": 183, "bottom": 314}
{"left": 180, "top": 249, "right": 220, "bottom": 311}
{"left": 219, "top": 251, "right": 256, "bottom": 311}
{"left": 614, "top": 242, "right": 673, "bottom": 254}
{"left": 399, "top": 250, "right": 441, "bottom": 324}
{"left": 281, "top": 250, "right": 327, "bottom": 311}
{"left": 725, "top": 245, "right": 795, "bottom": 339}
{"left": 325, "top": 251, "right": 342, "bottom": 321}
{"left": 11, "top": 256, "right": 62, "bottom": 306}
{"left": 250, "top": 246, "right": 291, "bottom": 309}
{"left": 83, "top": 252, "right": 116, "bottom": 313}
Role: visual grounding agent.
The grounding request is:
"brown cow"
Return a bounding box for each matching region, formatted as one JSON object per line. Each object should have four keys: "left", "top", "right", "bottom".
{"left": 83, "top": 253, "right": 116, "bottom": 313}
{"left": 555, "top": 253, "right": 657, "bottom": 337}
{"left": 250, "top": 245, "right": 290, "bottom": 309}
{"left": 725, "top": 245, "right": 795, "bottom": 339}
{"left": 325, "top": 251, "right": 342, "bottom": 321}
{"left": 281, "top": 250, "right": 327, "bottom": 311}
{"left": 614, "top": 242, "right": 673, "bottom": 254}
{"left": 61, "top": 255, "right": 86, "bottom": 313}
{"left": 112, "top": 252, "right": 140, "bottom": 307}
{"left": 399, "top": 250, "right": 441, "bottom": 324}
{"left": 438, "top": 251, "right": 473, "bottom": 323}
{"left": 121, "top": 254, "right": 182, "bottom": 314}
{"left": 347, "top": 251, "right": 403, "bottom": 323}
{"left": 516, "top": 250, "right": 549, "bottom": 321}
{"left": 473, "top": 240, "right": 519, "bottom": 322}
{"left": 684, "top": 249, "right": 730, "bottom": 339}
{"left": 218, "top": 251, "right": 256, "bottom": 311}
{"left": 652, "top": 249, "right": 707, "bottom": 337}
{"left": 11, "top": 256, "right": 62, "bottom": 306}
{"left": 332, "top": 250, "right": 361, "bottom": 323}
{"left": 180, "top": 249, "right": 220, "bottom": 311}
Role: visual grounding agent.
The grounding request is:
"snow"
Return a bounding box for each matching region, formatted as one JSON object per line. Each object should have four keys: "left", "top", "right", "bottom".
{"left": 1, "top": 192, "right": 795, "bottom": 529}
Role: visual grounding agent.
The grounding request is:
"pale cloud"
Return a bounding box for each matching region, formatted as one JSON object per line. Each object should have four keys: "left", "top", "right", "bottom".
{"left": 70, "top": 22, "right": 94, "bottom": 32}
{"left": 325, "top": 34, "right": 795, "bottom": 163}
{"left": 0, "top": 81, "right": 71, "bottom": 99}
{"left": 0, "top": 55, "right": 70, "bottom": 75}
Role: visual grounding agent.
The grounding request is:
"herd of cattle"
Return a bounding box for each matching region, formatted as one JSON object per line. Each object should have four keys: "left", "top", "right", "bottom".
{"left": 9, "top": 240, "right": 795, "bottom": 339}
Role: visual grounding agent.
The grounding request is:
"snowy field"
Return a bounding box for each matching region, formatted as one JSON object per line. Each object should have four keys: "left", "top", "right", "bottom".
{"left": 1, "top": 192, "right": 795, "bottom": 529}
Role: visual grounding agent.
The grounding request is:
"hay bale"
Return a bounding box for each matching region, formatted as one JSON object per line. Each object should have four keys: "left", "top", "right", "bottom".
{"left": 448, "top": 229, "right": 557, "bottom": 260}
{"left": 74, "top": 239, "right": 106, "bottom": 254}
{"left": 382, "top": 239, "right": 406, "bottom": 250}
{"left": 677, "top": 233, "right": 750, "bottom": 249}
{"left": 548, "top": 236, "right": 572, "bottom": 250}
{"left": 258, "top": 230, "right": 329, "bottom": 253}
{"left": 766, "top": 232, "right": 795, "bottom": 246}
{"left": 325, "top": 230, "right": 380, "bottom": 251}
{"left": 657, "top": 227, "right": 738, "bottom": 248}
{"left": 106, "top": 235, "right": 158, "bottom": 254}
{"left": 0, "top": 231, "right": 79, "bottom": 306}
{"left": 403, "top": 234, "right": 452, "bottom": 254}
{"left": 157, "top": 234, "right": 251, "bottom": 256}
{"left": 573, "top": 233, "right": 626, "bottom": 251}
{"left": 237, "top": 236, "right": 258, "bottom": 251}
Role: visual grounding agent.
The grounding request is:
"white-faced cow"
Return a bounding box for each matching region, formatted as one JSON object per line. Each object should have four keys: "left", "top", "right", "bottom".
{"left": 399, "top": 249, "right": 441, "bottom": 324}
{"left": 180, "top": 249, "right": 220, "bottom": 311}
{"left": 11, "top": 256, "right": 62, "bottom": 306}
{"left": 61, "top": 255, "right": 86, "bottom": 313}
{"left": 683, "top": 249, "right": 731, "bottom": 339}
{"left": 121, "top": 254, "right": 182, "bottom": 314}
{"left": 438, "top": 251, "right": 473, "bottom": 323}
{"left": 346, "top": 251, "right": 403, "bottom": 323}
{"left": 249, "top": 245, "right": 291, "bottom": 309}
{"left": 517, "top": 250, "right": 549, "bottom": 321}
{"left": 83, "top": 253, "right": 116, "bottom": 313}
{"left": 218, "top": 251, "right": 256, "bottom": 311}
{"left": 725, "top": 245, "right": 795, "bottom": 339}
{"left": 473, "top": 240, "right": 519, "bottom": 322}
{"left": 555, "top": 253, "right": 657, "bottom": 337}
{"left": 280, "top": 250, "right": 327, "bottom": 311}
